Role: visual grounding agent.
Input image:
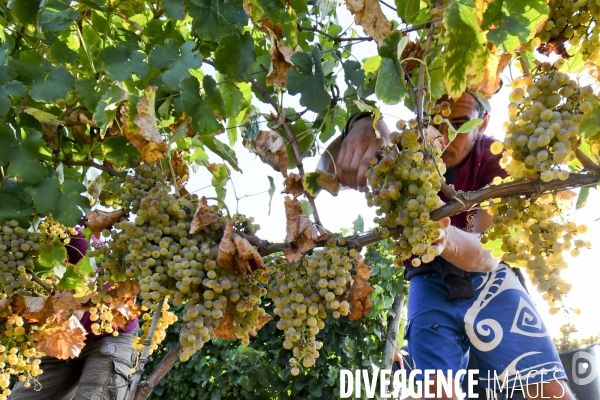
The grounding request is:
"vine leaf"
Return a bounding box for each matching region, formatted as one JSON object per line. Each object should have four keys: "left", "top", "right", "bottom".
{"left": 214, "top": 301, "right": 236, "bottom": 340}
{"left": 251, "top": 130, "right": 289, "bottom": 177}
{"left": 268, "top": 176, "right": 276, "bottom": 215}
{"left": 107, "top": 280, "right": 142, "bottom": 329}
{"left": 443, "top": 0, "right": 491, "bottom": 99}
{"left": 353, "top": 255, "right": 372, "bottom": 280}
{"left": 287, "top": 47, "right": 331, "bottom": 113}
{"left": 342, "top": 60, "right": 365, "bottom": 88}
{"left": 83, "top": 209, "right": 127, "bottom": 239}
{"left": 0, "top": 123, "right": 48, "bottom": 185}
{"left": 302, "top": 170, "right": 339, "bottom": 197}
{"left": 163, "top": 0, "right": 186, "bottom": 19}
{"left": 189, "top": 197, "right": 218, "bottom": 235}
{"left": 53, "top": 180, "right": 91, "bottom": 227}
{"left": 396, "top": 0, "right": 421, "bottom": 25}
{"left": 149, "top": 40, "right": 202, "bottom": 89}
{"left": 34, "top": 316, "right": 87, "bottom": 360}
{"left": 188, "top": 0, "right": 248, "bottom": 42}
{"left": 181, "top": 77, "right": 225, "bottom": 136}
{"left": 0, "top": 194, "right": 35, "bottom": 226}
{"left": 11, "top": 295, "right": 53, "bottom": 324}
{"left": 7, "top": 0, "right": 40, "bottom": 25}
{"left": 468, "top": 53, "right": 512, "bottom": 98}
{"left": 484, "top": 0, "right": 549, "bottom": 52}
{"left": 206, "top": 163, "right": 230, "bottom": 202}
{"left": 40, "top": 1, "right": 79, "bottom": 31}
{"left": 283, "top": 197, "right": 327, "bottom": 263}
{"left": 28, "top": 177, "right": 62, "bottom": 213}
{"left": 376, "top": 57, "right": 406, "bottom": 105}
{"left": 217, "top": 220, "right": 265, "bottom": 277}
{"left": 39, "top": 237, "right": 67, "bottom": 269}
{"left": 347, "top": 276, "right": 374, "bottom": 321}
{"left": 345, "top": 0, "right": 391, "bottom": 43}
{"left": 99, "top": 44, "right": 149, "bottom": 82}
{"left": 102, "top": 136, "right": 141, "bottom": 167}
{"left": 352, "top": 215, "right": 364, "bottom": 233}
{"left": 51, "top": 290, "right": 86, "bottom": 324}
{"left": 283, "top": 173, "right": 304, "bottom": 197}
{"left": 214, "top": 32, "right": 256, "bottom": 81}
{"left": 260, "top": 18, "right": 301, "bottom": 87}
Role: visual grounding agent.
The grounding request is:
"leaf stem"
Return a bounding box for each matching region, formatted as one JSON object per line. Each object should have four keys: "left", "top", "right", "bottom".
{"left": 61, "top": 159, "right": 125, "bottom": 178}
{"left": 26, "top": 269, "right": 54, "bottom": 295}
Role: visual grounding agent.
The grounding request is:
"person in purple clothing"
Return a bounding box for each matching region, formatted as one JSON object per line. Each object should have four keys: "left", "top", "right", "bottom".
{"left": 10, "top": 228, "right": 139, "bottom": 400}
{"left": 319, "top": 92, "right": 575, "bottom": 399}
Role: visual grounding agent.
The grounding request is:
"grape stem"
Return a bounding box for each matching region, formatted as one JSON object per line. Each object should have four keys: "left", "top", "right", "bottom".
{"left": 26, "top": 269, "right": 54, "bottom": 295}
{"left": 127, "top": 296, "right": 166, "bottom": 400}
{"left": 518, "top": 54, "right": 532, "bottom": 77}
{"left": 61, "top": 159, "right": 125, "bottom": 178}
{"left": 575, "top": 148, "right": 600, "bottom": 175}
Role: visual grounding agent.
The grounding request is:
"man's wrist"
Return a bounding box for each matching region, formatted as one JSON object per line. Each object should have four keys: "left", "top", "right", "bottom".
{"left": 341, "top": 111, "right": 372, "bottom": 141}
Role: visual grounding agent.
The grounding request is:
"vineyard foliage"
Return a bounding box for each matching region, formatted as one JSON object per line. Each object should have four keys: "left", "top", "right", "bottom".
{"left": 1, "top": 0, "right": 600, "bottom": 397}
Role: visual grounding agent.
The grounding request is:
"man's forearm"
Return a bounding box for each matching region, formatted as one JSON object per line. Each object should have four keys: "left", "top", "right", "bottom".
{"left": 441, "top": 226, "right": 499, "bottom": 272}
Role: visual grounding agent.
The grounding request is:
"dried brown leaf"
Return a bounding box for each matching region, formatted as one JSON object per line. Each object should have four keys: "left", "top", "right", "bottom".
{"left": 133, "top": 87, "right": 169, "bottom": 161}
{"left": 251, "top": 130, "right": 289, "bottom": 177}
{"left": 347, "top": 277, "right": 374, "bottom": 321}
{"left": 283, "top": 197, "right": 319, "bottom": 263}
{"left": 83, "top": 209, "right": 127, "bottom": 239}
{"left": 316, "top": 170, "right": 340, "bottom": 196}
{"left": 217, "top": 220, "right": 236, "bottom": 271}
{"left": 424, "top": 125, "right": 444, "bottom": 151}
{"left": 111, "top": 301, "right": 142, "bottom": 330}
{"left": 167, "top": 150, "right": 190, "bottom": 189}
{"left": 11, "top": 294, "right": 53, "bottom": 324}
{"left": 353, "top": 255, "right": 372, "bottom": 280}
{"left": 35, "top": 316, "right": 87, "bottom": 359}
{"left": 467, "top": 53, "right": 512, "bottom": 98}
{"left": 234, "top": 235, "right": 265, "bottom": 276}
{"left": 190, "top": 197, "right": 218, "bottom": 235}
{"left": 107, "top": 280, "right": 141, "bottom": 301}
{"left": 214, "top": 301, "right": 236, "bottom": 340}
{"left": 51, "top": 290, "right": 86, "bottom": 324}
{"left": 249, "top": 314, "right": 273, "bottom": 336}
{"left": 283, "top": 173, "right": 304, "bottom": 197}
{"left": 169, "top": 116, "right": 196, "bottom": 138}
{"left": 345, "top": 0, "right": 391, "bottom": 44}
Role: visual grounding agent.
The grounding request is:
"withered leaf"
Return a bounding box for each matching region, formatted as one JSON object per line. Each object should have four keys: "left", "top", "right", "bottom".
{"left": 167, "top": 150, "right": 190, "bottom": 189}
{"left": 213, "top": 301, "right": 236, "bottom": 340}
{"left": 345, "top": 0, "right": 391, "bottom": 44}
{"left": 251, "top": 130, "right": 289, "bottom": 177}
{"left": 217, "top": 219, "right": 236, "bottom": 271}
{"left": 111, "top": 301, "right": 142, "bottom": 330}
{"left": 83, "top": 209, "right": 127, "bottom": 239}
{"left": 353, "top": 255, "right": 372, "bottom": 280}
{"left": 51, "top": 290, "right": 86, "bottom": 324}
{"left": 424, "top": 125, "right": 444, "bottom": 151}
{"left": 249, "top": 314, "right": 273, "bottom": 337}
{"left": 11, "top": 294, "right": 53, "bottom": 324}
{"left": 283, "top": 197, "right": 320, "bottom": 263}
{"left": 467, "top": 53, "right": 512, "bottom": 98}
{"left": 347, "top": 277, "right": 374, "bottom": 321}
{"left": 107, "top": 280, "right": 141, "bottom": 300}
{"left": 316, "top": 170, "right": 340, "bottom": 196}
{"left": 283, "top": 173, "right": 304, "bottom": 197}
{"left": 233, "top": 235, "right": 265, "bottom": 276}
{"left": 189, "top": 197, "right": 218, "bottom": 235}
{"left": 35, "top": 316, "right": 87, "bottom": 360}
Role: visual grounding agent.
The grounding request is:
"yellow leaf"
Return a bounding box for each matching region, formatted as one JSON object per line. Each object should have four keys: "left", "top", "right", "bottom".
{"left": 345, "top": 0, "right": 391, "bottom": 44}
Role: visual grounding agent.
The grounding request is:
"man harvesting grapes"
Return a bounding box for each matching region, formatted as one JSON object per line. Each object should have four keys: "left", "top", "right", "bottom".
{"left": 320, "top": 92, "right": 575, "bottom": 400}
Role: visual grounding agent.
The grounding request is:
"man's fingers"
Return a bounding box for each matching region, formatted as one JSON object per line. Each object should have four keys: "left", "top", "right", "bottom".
{"left": 347, "top": 149, "right": 364, "bottom": 190}
{"left": 356, "top": 156, "right": 371, "bottom": 191}
{"left": 336, "top": 142, "right": 349, "bottom": 186}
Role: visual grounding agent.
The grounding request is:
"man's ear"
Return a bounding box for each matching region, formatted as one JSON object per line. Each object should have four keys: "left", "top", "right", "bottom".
{"left": 477, "top": 113, "right": 491, "bottom": 137}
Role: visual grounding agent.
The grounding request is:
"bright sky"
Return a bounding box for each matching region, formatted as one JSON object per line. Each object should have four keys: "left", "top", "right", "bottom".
{"left": 184, "top": 6, "right": 600, "bottom": 342}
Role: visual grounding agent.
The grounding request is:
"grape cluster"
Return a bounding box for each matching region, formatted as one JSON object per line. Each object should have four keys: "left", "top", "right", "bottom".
{"left": 554, "top": 323, "right": 599, "bottom": 352}
{"left": 498, "top": 60, "right": 594, "bottom": 181}
{"left": 483, "top": 194, "right": 589, "bottom": 311}
{"left": 268, "top": 239, "right": 355, "bottom": 373}
{"left": 365, "top": 121, "right": 446, "bottom": 266}
{"left": 0, "top": 314, "right": 44, "bottom": 398}
{"left": 100, "top": 164, "right": 269, "bottom": 361}
{"left": 535, "top": 0, "right": 600, "bottom": 62}
{"left": 0, "top": 221, "right": 40, "bottom": 297}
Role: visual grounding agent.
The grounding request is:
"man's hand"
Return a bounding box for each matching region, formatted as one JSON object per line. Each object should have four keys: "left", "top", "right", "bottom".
{"left": 336, "top": 117, "right": 391, "bottom": 191}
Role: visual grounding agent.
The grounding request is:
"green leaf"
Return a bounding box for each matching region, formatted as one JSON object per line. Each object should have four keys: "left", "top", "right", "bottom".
{"left": 0, "top": 124, "right": 48, "bottom": 184}
{"left": 302, "top": 171, "right": 321, "bottom": 197}
{"left": 226, "top": 118, "right": 238, "bottom": 147}
{"left": 181, "top": 77, "right": 225, "bottom": 136}
{"left": 214, "top": 32, "right": 255, "bottom": 81}
{"left": 456, "top": 118, "right": 483, "bottom": 133}
{"left": 287, "top": 47, "right": 331, "bottom": 113}
{"left": 76, "top": 78, "right": 106, "bottom": 112}
{"left": 342, "top": 60, "right": 365, "bottom": 87}
{"left": 219, "top": 82, "right": 245, "bottom": 119}
{"left": 49, "top": 40, "right": 78, "bottom": 64}
{"left": 482, "top": 236, "right": 504, "bottom": 258}
{"left": 207, "top": 164, "right": 230, "bottom": 201}
{"left": 163, "top": 0, "right": 186, "bottom": 19}
{"left": 443, "top": 0, "right": 491, "bottom": 98}
{"left": 396, "top": 0, "right": 420, "bottom": 23}
{"left": 99, "top": 44, "right": 149, "bottom": 81}
{"left": 39, "top": 237, "right": 67, "bottom": 269}
{"left": 57, "top": 264, "right": 85, "bottom": 290}
{"left": 0, "top": 194, "right": 35, "bottom": 226}
{"left": 300, "top": 199, "right": 313, "bottom": 217}
{"left": 576, "top": 187, "right": 589, "bottom": 209}
{"left": 203, "top": 75, "right": 226, "bottom": 120}
{"left": 190, "top": 146, "right": 209, "bottom": 166}
{"left": 41, "top": 4, "right": 79, "bottom": 31}
{"left": 318, "top": 107, "right": 347, "bottom": 143}
{"left": 7, "top": 0, "right": 40, "bottom": 25}
{"left": 353, "top": 215, "right": 364, "bottom": 233}
{"left": 201, "top": 136, "right": 240, "bottom": 171}
{"left": 93, "top": 86, "right": 124, "bottom": 134}
{"left": 267, "top": 176, "right": 275, "bottom": 215}
{"left": 149, "top": 40, "right": 202, "bottom": 89}
{"left": 30, "top": 65, "right": 75, "bottom": 102}
{"left": 188, "top": 0, "right": 248, "bottom": 42}
{"left": 362, "top": 55, "right": 381, "bottom": 74}
{"left": 102, "top": 136, "right": 141, "bottom": 167}
{"left": 28, "top": 177, "right": 61, "bottom": 213}
{"left": 75, "top": 254, "right": 95, "bottom": 276}
{"left": 485, "top": 0, "right": 549, "bottom": 51}
{"left": 53, "top": 180, "right": 91, "bottom": 227}
{"left": 375, "top": 57, "right": 406, "bottom": 105}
